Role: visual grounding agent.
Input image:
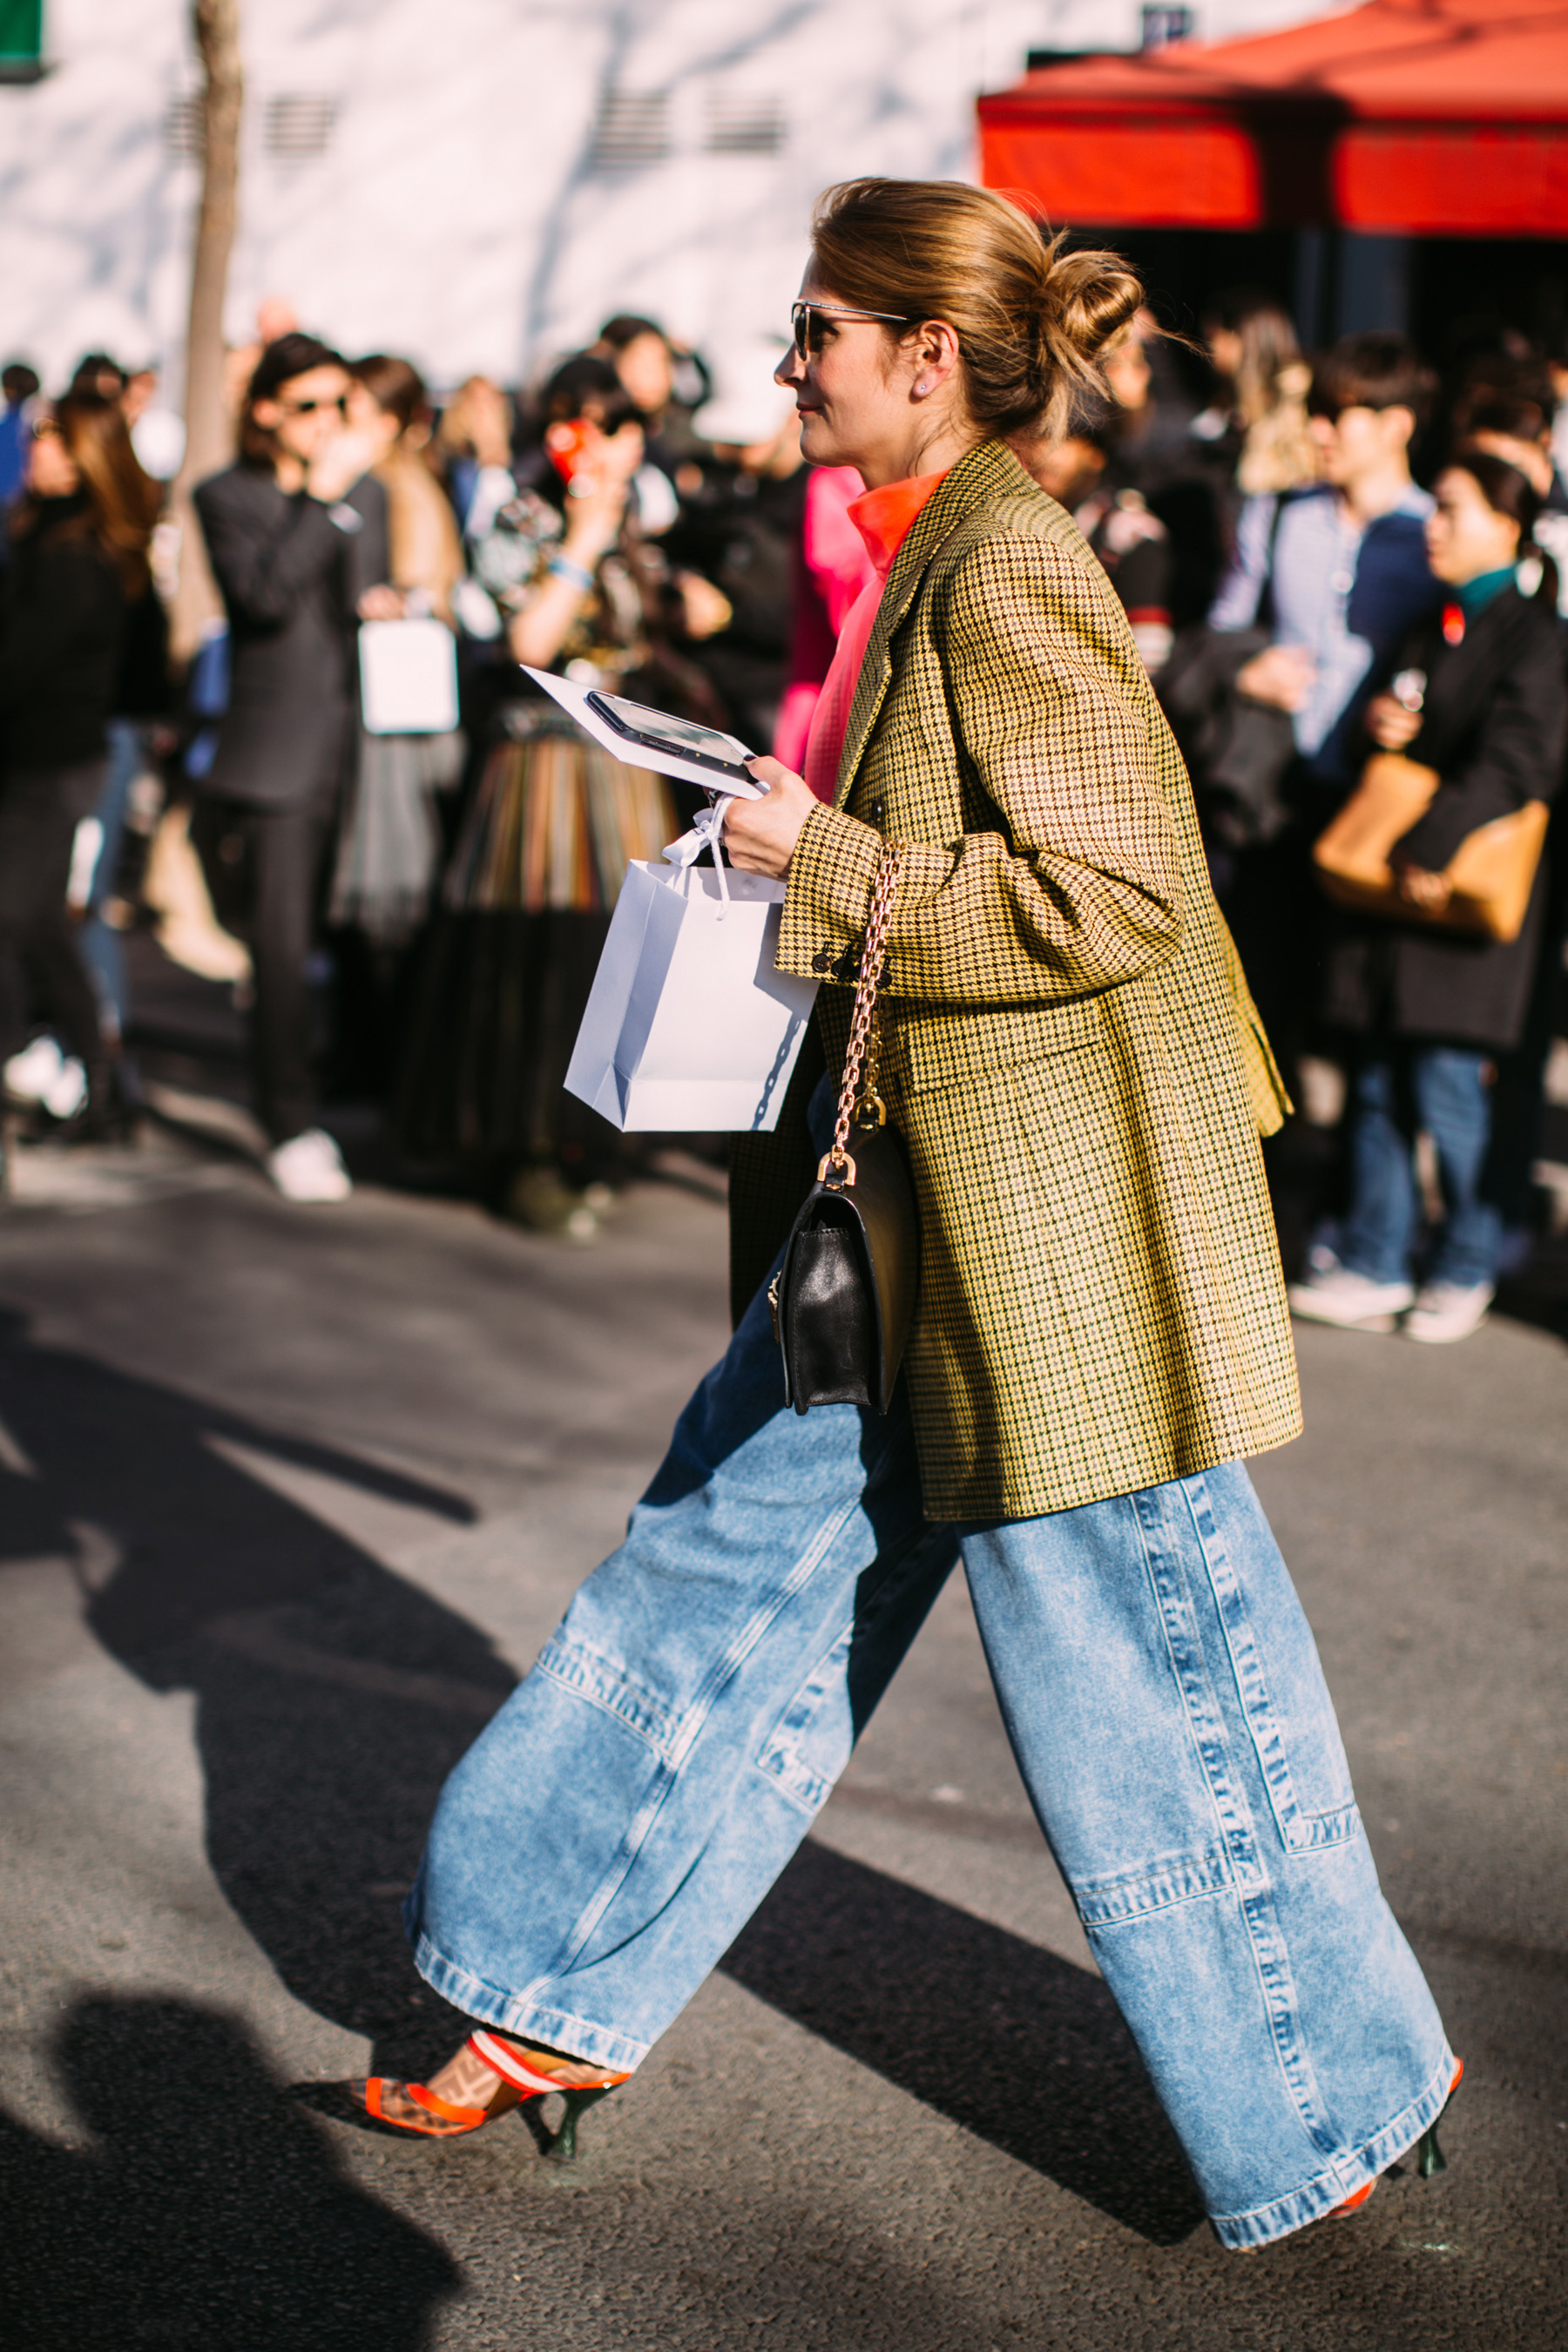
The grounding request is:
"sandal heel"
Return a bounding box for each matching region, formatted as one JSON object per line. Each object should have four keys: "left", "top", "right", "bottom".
{"left": 549, "top": 2082, "right": 615, "bottom": 2163}
{"left": 1416, "top": 2055, "right": 1463, "bottom": 2180}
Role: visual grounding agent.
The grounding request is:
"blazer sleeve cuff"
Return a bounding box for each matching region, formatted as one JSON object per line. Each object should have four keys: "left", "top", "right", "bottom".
{"left": 777, "top": 803, "right": 883, "bottom": 979}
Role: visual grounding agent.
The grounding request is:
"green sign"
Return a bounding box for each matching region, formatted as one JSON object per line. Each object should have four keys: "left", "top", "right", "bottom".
{"left": 0, "top": 0, "right": 42, "bottom": 64}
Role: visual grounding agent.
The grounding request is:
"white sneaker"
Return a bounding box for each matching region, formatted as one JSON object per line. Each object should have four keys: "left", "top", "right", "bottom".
{"left": 3, "top": 1034, "right": 64, "bottom": 1102}
{"left": 42, "top": 1057, "right": 89, "bottom": 1120}
{"left": 1288, "top": 1264, "right": 1415, "bottom": 1331}
{"left": 265, "top": 1126, "right": 353, "bottom": 1203}
{"left": 1403, "top": 1281, "right": 1492, "bottom": 1344}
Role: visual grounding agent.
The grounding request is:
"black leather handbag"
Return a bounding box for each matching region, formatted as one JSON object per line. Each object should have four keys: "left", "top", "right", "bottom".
{"left": 769, "top": 847, "right": 918, "bottom": 1415}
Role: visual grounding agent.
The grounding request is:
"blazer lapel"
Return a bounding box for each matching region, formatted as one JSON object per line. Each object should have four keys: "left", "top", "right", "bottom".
{"left": 832, "top": 439, "right": 1024, "bottom": 808}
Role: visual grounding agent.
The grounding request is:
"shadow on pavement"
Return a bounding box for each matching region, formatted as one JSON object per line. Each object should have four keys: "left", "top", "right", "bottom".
{"left": 3, "top": 1302, "right": 1200, "bottom": 2244}
{"left": 0, "top": 1996, "right": 458, "bottom": 2349}
{"left": 0, "top": 1307, "right": 510, "bottom": 2073}
{"left": 724, "top": 1841, "right": 1206, "bottom": 2248}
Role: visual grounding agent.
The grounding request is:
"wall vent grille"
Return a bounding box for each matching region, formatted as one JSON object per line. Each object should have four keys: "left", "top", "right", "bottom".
{"left": 588, "top": 90, "right": 671, "bottom": 170}
{"left": 165, "top": 94, "right": 203, "bottom": 160}
{"left": 704, "top": 93, "right": 786, "bottom": 156}
{"left": 265, "top": 94, "right": 336, "bottom": 162}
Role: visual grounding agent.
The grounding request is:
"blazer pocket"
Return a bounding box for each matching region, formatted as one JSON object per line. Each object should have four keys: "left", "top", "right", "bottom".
{"left": 895, "top": 997, "right": 1103, "bottom": 1099}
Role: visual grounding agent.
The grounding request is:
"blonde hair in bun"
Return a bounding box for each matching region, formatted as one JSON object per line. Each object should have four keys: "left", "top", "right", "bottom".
{"left": 809, "top": 178, "right": 1144, "bottom": 444}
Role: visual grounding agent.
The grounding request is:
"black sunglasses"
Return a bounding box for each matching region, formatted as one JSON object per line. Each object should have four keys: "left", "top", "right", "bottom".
{"left": 790, "top": 301, "right": 912, "bottom": 360}
{"left": 280, "top": 394, "right": 348, "bottom": 417}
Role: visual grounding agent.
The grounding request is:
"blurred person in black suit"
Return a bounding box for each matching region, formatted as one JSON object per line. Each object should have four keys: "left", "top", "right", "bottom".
{"left": 194, "top": 334, "right": 393, "bottom": 1200}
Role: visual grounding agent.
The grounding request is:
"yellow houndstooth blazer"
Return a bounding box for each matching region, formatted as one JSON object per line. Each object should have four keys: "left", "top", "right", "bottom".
{"left": 730, "top": 437, "right": 1301, "bottom": 1522}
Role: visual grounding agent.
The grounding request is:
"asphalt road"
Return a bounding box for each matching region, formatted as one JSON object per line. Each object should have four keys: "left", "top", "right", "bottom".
{"left": 0, "top": 1121, "right": 1565, "bottom": 2352}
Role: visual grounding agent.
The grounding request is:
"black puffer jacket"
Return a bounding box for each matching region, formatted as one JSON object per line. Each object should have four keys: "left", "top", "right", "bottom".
{"left": 1321, "top": 583, "right": 1567, "bottom": 1051}
{"left": 0, "top": 496, "right": 126, "bottom": 771}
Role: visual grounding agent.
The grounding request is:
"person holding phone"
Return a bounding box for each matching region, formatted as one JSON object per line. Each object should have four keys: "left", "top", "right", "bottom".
{"left": 396, "top": 355, "right": 723, "bottom": 1236}
{"left": 355, "top": 181, "right": 1455, "bottom": 2251}
{"left": 193, "top": 333, "right": 391, "bottom": 1200}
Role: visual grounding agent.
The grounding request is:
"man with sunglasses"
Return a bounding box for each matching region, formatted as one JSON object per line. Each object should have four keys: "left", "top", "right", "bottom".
{"left": 194, "top": 332, "right": 390, "bottom": 1201}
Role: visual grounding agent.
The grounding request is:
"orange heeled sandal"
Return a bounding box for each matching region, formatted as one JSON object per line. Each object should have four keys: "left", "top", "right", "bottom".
{"left": 1325, "top": 2056, "right": 1464, "bottom": 2220}
{"left": 361, "top": 2028, "right": 630, "bottom": 2150}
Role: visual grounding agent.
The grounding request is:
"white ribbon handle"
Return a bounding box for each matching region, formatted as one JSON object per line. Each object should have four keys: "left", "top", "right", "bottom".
{"left": 661, "top": 794, "right": 733, "bottom": 909}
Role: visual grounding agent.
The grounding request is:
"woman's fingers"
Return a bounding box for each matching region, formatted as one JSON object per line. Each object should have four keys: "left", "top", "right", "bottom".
{"left": 743, "top": 755, "right": 794, "bottom": 791}
{"left": 721, "top": 760, "right": 814, "bottom": 879}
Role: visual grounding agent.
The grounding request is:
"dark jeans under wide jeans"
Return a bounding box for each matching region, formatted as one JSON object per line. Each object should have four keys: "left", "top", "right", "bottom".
{"left": 1340, "top": 1041, "right": 1501, "bottom": 1290}
{"left": 201, "top": 800, "right": 330, "bottom": 1146}
{"left": 0, "top": 759, "right": 109, "bottom": 1072}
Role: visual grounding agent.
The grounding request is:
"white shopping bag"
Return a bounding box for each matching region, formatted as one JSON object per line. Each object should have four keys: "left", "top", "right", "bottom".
{"left": 564, "top": 846, "right": 819, "bottom": 1132}
{"left": 359, "top": 618, "right": 460, "bottom": 734}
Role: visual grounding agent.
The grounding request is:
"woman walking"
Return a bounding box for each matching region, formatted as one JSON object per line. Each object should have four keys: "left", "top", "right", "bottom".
{"left": 395, "top": 354, "right": 711, "bottom": 1234}
{"left": 1291, "top": 451, "right": 1566, "bottom": 1343}
{"left": 0, "top": 389, "right": 156, "bottom": 1137}
{"left": 327, "top": 355, "right": 467, "bottom": 1093}
{"left": 363, "top": 179, "right": 1456, "bottom": 2248}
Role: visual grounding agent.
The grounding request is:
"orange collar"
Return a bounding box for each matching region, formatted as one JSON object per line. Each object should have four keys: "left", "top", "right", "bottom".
{"left": 847, "top": 469, "right": 950, "bottom": 583}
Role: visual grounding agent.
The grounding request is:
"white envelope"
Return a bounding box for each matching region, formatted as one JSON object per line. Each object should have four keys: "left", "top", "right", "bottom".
{"left": 520, "top": 667, "right": 767, "bottom": 797}
{"left": 564, "top": 860, "right": 818, "bottom": 1132}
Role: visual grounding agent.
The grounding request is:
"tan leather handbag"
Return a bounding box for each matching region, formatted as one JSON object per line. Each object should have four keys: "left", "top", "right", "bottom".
{"left": 1313, "top": 752, "right": 1549, "bottom": 943}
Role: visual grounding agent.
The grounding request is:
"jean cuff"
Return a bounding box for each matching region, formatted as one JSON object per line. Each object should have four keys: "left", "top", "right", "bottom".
{"left": 409, "top": 1931, "right": 649, "bottom": 2073}
{"left": 1209, "top": 2041, "right": 1459, "bottom": 2250}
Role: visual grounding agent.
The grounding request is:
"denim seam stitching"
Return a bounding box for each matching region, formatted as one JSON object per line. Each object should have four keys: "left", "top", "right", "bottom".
{"left": 534, "top": 1639, "right": 679, "bottom": 1758}
{"left": 1076, "top": 1844, "right": 1234, "bottom": 1924}
{"left": 1134, "top": 1479, "right": 1339, "bottom": 2162}
{"left": 755, "top": 1621, "right": 853, "bottom": 1811}
{"left": 1177, "top": 1472, "right": 1341, "bottom": 2161}
{"left": 1186, "top": 1477, "right": 1308, "bottom": 1848}
{"left": 753, "top": 1516, "right": 951, "bottom": 1812}
{"left": 1131, "top": 1484, "right": 1259, "bottom": 1890}
{"left": 547, "top": 1489, "right": 866, "bottom": 1976}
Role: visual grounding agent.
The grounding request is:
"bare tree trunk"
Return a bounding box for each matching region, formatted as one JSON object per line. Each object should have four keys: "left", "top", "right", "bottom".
{"left": 169, "top": 0, "right": 244, "bottom": 665}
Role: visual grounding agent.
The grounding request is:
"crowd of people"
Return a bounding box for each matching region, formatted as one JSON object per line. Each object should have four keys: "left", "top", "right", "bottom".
{"left": 1, "top": 271, "right": 1565, "bottom": 1335}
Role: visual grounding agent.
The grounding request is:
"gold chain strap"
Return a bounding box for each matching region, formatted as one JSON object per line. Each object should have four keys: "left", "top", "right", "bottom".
{"left": 818, "top": 846, "right": 905, "bottom": 1190}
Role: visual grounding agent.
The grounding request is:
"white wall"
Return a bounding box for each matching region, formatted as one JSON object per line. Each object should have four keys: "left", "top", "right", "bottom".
{"left": 0, "top": 0, "right": 1347, "bottom": 397}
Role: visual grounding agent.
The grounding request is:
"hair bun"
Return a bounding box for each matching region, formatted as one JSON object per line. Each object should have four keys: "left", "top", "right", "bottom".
{"left": 1029, "top": 237, "right": 1145, "bottom": 440}
{"left": 809, "top": 179, "right": 1146, "bottom": 443}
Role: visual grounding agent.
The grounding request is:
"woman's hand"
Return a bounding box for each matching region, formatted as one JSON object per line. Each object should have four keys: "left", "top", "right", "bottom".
{"left": 1394, "top": 862, "right": 1453, "bottom": 913}
{"left": 558, "top": 473, "right": 630, "bottom": 571}
{"left": 1236, "top": 642, "right": 1315, "bottom": 713}
{"left": 724, "top": 759, "right": 816, "bottom": 879}
{"left": 358, "top": 585, "right": 407, "bottom": 621}
{"left": 1367, "top": 693, "right": 1422, "bottom": 751}
{"left": 675, "top": 570, "right": 733, "bottom": 641}
{"left": 554, "top": 420, "right": 644, "bottom": 572}
{"left": 508, "top": 423, "right": 644, "bottom": 670}
{"left": 306, "top": 427, "right": 380, "bottom": 506}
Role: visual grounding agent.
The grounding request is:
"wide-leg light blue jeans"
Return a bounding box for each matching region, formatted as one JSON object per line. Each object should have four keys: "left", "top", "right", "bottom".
{"left": 409, "top": 1287, "right": 1453, "bottom": 2251}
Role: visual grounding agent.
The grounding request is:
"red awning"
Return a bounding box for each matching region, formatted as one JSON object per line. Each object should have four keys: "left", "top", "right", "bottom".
{"left": 977, "top": 0, "right": 1568, "bottom": 236}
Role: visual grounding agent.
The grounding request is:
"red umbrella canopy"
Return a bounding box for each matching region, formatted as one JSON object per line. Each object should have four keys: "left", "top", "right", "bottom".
{"left": 977, "top": 0, "right": 1568, "bottom": 235}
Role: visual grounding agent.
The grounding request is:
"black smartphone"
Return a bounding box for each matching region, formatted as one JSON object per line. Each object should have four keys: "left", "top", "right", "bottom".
{"left": 585, "top": 689, "right": 758, "bottom": 786}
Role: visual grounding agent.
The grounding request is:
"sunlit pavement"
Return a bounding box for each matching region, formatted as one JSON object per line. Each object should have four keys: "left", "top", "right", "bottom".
{"left": 0, "top": 1113, "right": 1564, "bottom": 2350}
